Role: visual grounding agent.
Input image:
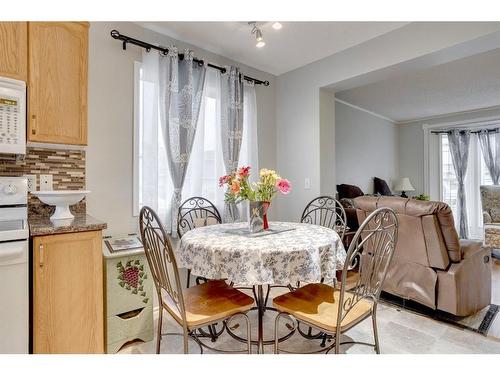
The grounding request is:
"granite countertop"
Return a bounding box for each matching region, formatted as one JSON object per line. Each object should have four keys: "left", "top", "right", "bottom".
{"left": 29, "top": 214, "right": 107, "bottom": 237}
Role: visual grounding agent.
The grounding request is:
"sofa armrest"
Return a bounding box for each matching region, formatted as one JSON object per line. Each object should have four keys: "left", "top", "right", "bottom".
{"left": 436, "top": 245, "right": 491, "bottom": 316}
{"left": 459, "top": 239, "right": 485, "bottom": 260}
{"left": 339, "top": 198, "right": 355, "bottom": 209}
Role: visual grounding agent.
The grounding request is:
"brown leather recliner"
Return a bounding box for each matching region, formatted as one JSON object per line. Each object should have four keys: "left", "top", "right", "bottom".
{"left": 354, "top": 196, "right": 492, "bottom": 317}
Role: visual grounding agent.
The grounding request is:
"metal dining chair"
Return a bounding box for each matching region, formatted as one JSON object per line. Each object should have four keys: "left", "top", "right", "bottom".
{"left": 264, "top": 196, "right": 347, "bottom": 305}
{"left": 300, "top": 196, "right": 347, "bottom": 241}
{"left": 139, "top": 206, "right": 254, "bottom": 354}
{"left": 273, "top": 207, "right": 398, "bottom": 354}
{"left": 177, "top": 196, "right": 222, "bottom": 288}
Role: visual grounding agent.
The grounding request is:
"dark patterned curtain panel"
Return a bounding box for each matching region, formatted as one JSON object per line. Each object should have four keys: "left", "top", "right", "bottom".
{"left": 158, "top": 48, "right": 206, "bottom": 234}
{"left": 447, "top": 130, "right": 471, "bottom": 238}
{"left": 220, "top": 66, "right": 244, "bottom": 222}
{"left": 478, "top": 129, "right": 500, "bottom": 185}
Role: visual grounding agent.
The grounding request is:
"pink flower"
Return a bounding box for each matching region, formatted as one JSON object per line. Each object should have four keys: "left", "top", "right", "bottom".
{"left": 218, "top": 175, "right": 231, "bottom": 187}
{"left": 238, "top": 166, "right": 251, "bottom": 178}
{"left": 276, "top": 178, "right": 291, "bottom": 195}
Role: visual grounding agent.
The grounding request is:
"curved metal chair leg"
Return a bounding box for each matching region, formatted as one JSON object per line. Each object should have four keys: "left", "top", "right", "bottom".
{"left": 183, "top": 329, "right": 189, "bottom": 354}
{"left": 263, "top": 285, "right": 271, "bottom": 309}
{"left": 372, "top": 311, "right": 380, "bottom": 354}
{"left": 274, "top": 312, "right": 295, "bottom": 354}
{"left": 335, "top": 328, "right": 341, "bottom": 354}
{"left": 239, "top": 313, "right": 252, "bottom": 354}
{"left": 156, "top": 306, "right": 163, "bottom": 354}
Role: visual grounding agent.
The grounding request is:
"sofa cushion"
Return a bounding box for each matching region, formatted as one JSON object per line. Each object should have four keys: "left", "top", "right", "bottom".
{"left": 490, "top": 208, "right": 500, "bottom": 222}
{"left": 374, "top": 177, "right": 392, "bottom": 196}
{"left": 337, "top": 184, "right": 364, "bottom": 200}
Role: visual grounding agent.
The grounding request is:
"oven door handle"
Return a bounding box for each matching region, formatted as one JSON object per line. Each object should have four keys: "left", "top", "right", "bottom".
{"left": 0, "top": 241, "right": 25, "bottom": 263}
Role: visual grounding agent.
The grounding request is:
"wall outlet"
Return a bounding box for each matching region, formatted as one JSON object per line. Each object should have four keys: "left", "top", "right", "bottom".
{"left": 304, "top": 178, "right": 311, "bottom": 190}
{"left": 24, "top": 175, "right": 36, "bottom": 192}
{"left": 39, "top": 174, "right": 53, "bottom": 191}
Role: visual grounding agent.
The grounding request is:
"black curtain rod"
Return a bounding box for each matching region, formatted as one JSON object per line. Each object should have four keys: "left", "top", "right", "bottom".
{"left": 110, "top": 30, "right": 270, "bottom": 86}
{"left": 431, "top": 128, "right": 500, "bottom": 135}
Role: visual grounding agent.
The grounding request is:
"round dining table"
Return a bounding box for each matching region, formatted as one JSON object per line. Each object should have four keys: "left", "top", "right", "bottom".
{"left": 177, "top": 221, "right": 346, "bottom": 353}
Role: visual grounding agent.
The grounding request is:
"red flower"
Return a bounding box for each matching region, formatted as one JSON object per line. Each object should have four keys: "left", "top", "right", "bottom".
{"left": 237, "top": 166, "right": 251, "bottom": 178}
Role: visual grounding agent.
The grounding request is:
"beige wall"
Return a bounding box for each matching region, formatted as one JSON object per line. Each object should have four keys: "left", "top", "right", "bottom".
{"left": 86, "top": 22, "right": 276, "bottom": 235}
{"left": 335, "top": 101, "right": 399, "bottom": 193}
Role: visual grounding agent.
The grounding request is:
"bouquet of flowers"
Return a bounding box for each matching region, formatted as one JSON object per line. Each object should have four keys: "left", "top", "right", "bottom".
{"left": 219, "top": 166, "right": 291, "bottom": 203}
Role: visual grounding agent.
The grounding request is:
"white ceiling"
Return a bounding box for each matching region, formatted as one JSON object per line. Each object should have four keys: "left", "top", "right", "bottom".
{"left": 138, "top": 22, "right": 407, "bottom": 75}
{"left": 335, "top": 47, "right": 500, "bottom": 123}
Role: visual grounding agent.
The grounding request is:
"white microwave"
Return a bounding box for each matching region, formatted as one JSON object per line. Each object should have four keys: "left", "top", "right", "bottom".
{"left": 0, "top": 77, "right": 26, "bottom": 155}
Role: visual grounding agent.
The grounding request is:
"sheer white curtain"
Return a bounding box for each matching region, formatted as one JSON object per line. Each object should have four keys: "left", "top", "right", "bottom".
{"left": 183, "top": 72, "right": 259, "bottom": 218}
{"left": 137, "top": 61, "right": 259, "bottom": 230}
{"left": 238, "top": 83, "right": 259, "bottom": 219}
{"left": 183, "top": 69, "right": 226, "bottom": 212}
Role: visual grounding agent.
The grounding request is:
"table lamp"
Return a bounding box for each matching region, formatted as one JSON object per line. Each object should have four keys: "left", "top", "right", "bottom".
{"left": 394, "top": 177, "right": 415, "bottom": 198}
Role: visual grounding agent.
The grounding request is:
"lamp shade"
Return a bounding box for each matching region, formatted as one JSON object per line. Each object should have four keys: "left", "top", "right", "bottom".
{"left": 394, "top": 177, "right": 415, "bottom": 192}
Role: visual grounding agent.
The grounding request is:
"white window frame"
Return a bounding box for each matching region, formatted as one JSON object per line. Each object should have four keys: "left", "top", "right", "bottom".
{"left": 423, "top": 116, "right": 500, "bottom": 238}
{"left": 423, "top": 116, "right": 500, "bottom": 197}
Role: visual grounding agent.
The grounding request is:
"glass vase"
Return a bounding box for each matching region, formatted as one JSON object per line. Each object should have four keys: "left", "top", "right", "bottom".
{"left": 248, "top": 201, "right": 270, "bottom": 233}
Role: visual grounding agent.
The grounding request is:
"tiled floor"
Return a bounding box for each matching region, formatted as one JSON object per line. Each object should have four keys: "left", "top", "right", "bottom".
{"left": 119, "top": 258, "right": 500, "bottom": 354}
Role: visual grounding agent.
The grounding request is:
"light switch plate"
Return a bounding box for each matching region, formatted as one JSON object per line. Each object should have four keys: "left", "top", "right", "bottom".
{"left": 39, "top": 174, "right": 53, "bottom": 191}
{"left": 304, "top": 178, "right": 311, "bottom": 190}
{"left": 24, "top": 175, "right": 36, "bottom": 192}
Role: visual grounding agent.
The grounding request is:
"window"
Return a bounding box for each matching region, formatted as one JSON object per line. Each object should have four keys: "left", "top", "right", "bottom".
{"left": 133, "top": 61, "right": 258, "bottom": 228}
{"left": 440, "top": 134, "right": 493, "bottom": 239}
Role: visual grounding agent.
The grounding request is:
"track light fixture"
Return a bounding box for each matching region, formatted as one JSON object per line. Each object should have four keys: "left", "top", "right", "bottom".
{"left": 248, "top": 22, "right": 283, "bottom": 48}
{"left": 249, "top": 22, "right": 266, "bottom": 48}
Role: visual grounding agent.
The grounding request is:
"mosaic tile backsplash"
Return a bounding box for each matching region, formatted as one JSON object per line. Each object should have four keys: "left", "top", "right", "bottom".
{"left": 0, "top": 147, "right": 86, "bottom": 217}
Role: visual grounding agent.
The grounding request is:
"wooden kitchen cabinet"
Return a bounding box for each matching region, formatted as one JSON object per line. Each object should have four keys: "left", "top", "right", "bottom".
{"left": 0, "top": 22, "right": 28, "bottom": 82}
{"left": 33, "top": 230, "right": 104, "bottom": 354}
{"left": 28, "top": 22, "right": 88, "bottom": 145}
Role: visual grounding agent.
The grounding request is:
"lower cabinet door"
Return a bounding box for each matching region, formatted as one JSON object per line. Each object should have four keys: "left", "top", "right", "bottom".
{"left": 33, "top": 230, "right": 104, "bottom": 353}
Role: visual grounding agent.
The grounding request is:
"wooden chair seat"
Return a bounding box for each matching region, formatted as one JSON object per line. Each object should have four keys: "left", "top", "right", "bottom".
{"left": 273, "top": 283, "right": 373, "bottom": 333}
{"left": 164, "top": 280, "right": 254, "bottom": 329}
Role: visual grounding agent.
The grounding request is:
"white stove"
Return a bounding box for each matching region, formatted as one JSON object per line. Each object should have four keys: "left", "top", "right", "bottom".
{"left": 0, "top": 176, "right": 28, "bottom": 353}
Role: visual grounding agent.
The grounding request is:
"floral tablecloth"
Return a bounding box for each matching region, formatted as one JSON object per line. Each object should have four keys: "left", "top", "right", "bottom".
{"left": 177, "top": 221, "right": 346, "bottom": 286}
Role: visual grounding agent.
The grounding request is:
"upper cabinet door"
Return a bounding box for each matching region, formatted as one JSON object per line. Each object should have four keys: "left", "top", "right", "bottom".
{"left": 0, "top": 22, "right": 28, "bottom": 82}
{"left": 28, "top": 22, "right": 88, "bottom": 145}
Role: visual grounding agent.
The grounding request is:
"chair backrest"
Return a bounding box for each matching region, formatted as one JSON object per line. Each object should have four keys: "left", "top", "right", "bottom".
{"left": 480, "top": 185, "right": 500, "bottom": 220}
{"left": 300, "top": 196, "right": 347, "bottom": 240}
{"left": 354, "top": 195, "right": 460, "bottom": 266}
{"left": 139, "top": 206, "right": 187, "bottom": 325}
{"left": 177, "top": 196, "right": 222, "bottom": 238}
{"left": 337, "top": 207, "right": 398, "bottom": 330}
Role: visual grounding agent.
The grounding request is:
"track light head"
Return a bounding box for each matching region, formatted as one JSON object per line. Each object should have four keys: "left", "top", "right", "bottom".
{"left": 272, "top": 22, "right": 282, "bottom": 30}
{"left": 249, "top": 21, "right": 266, "bottom": 48}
